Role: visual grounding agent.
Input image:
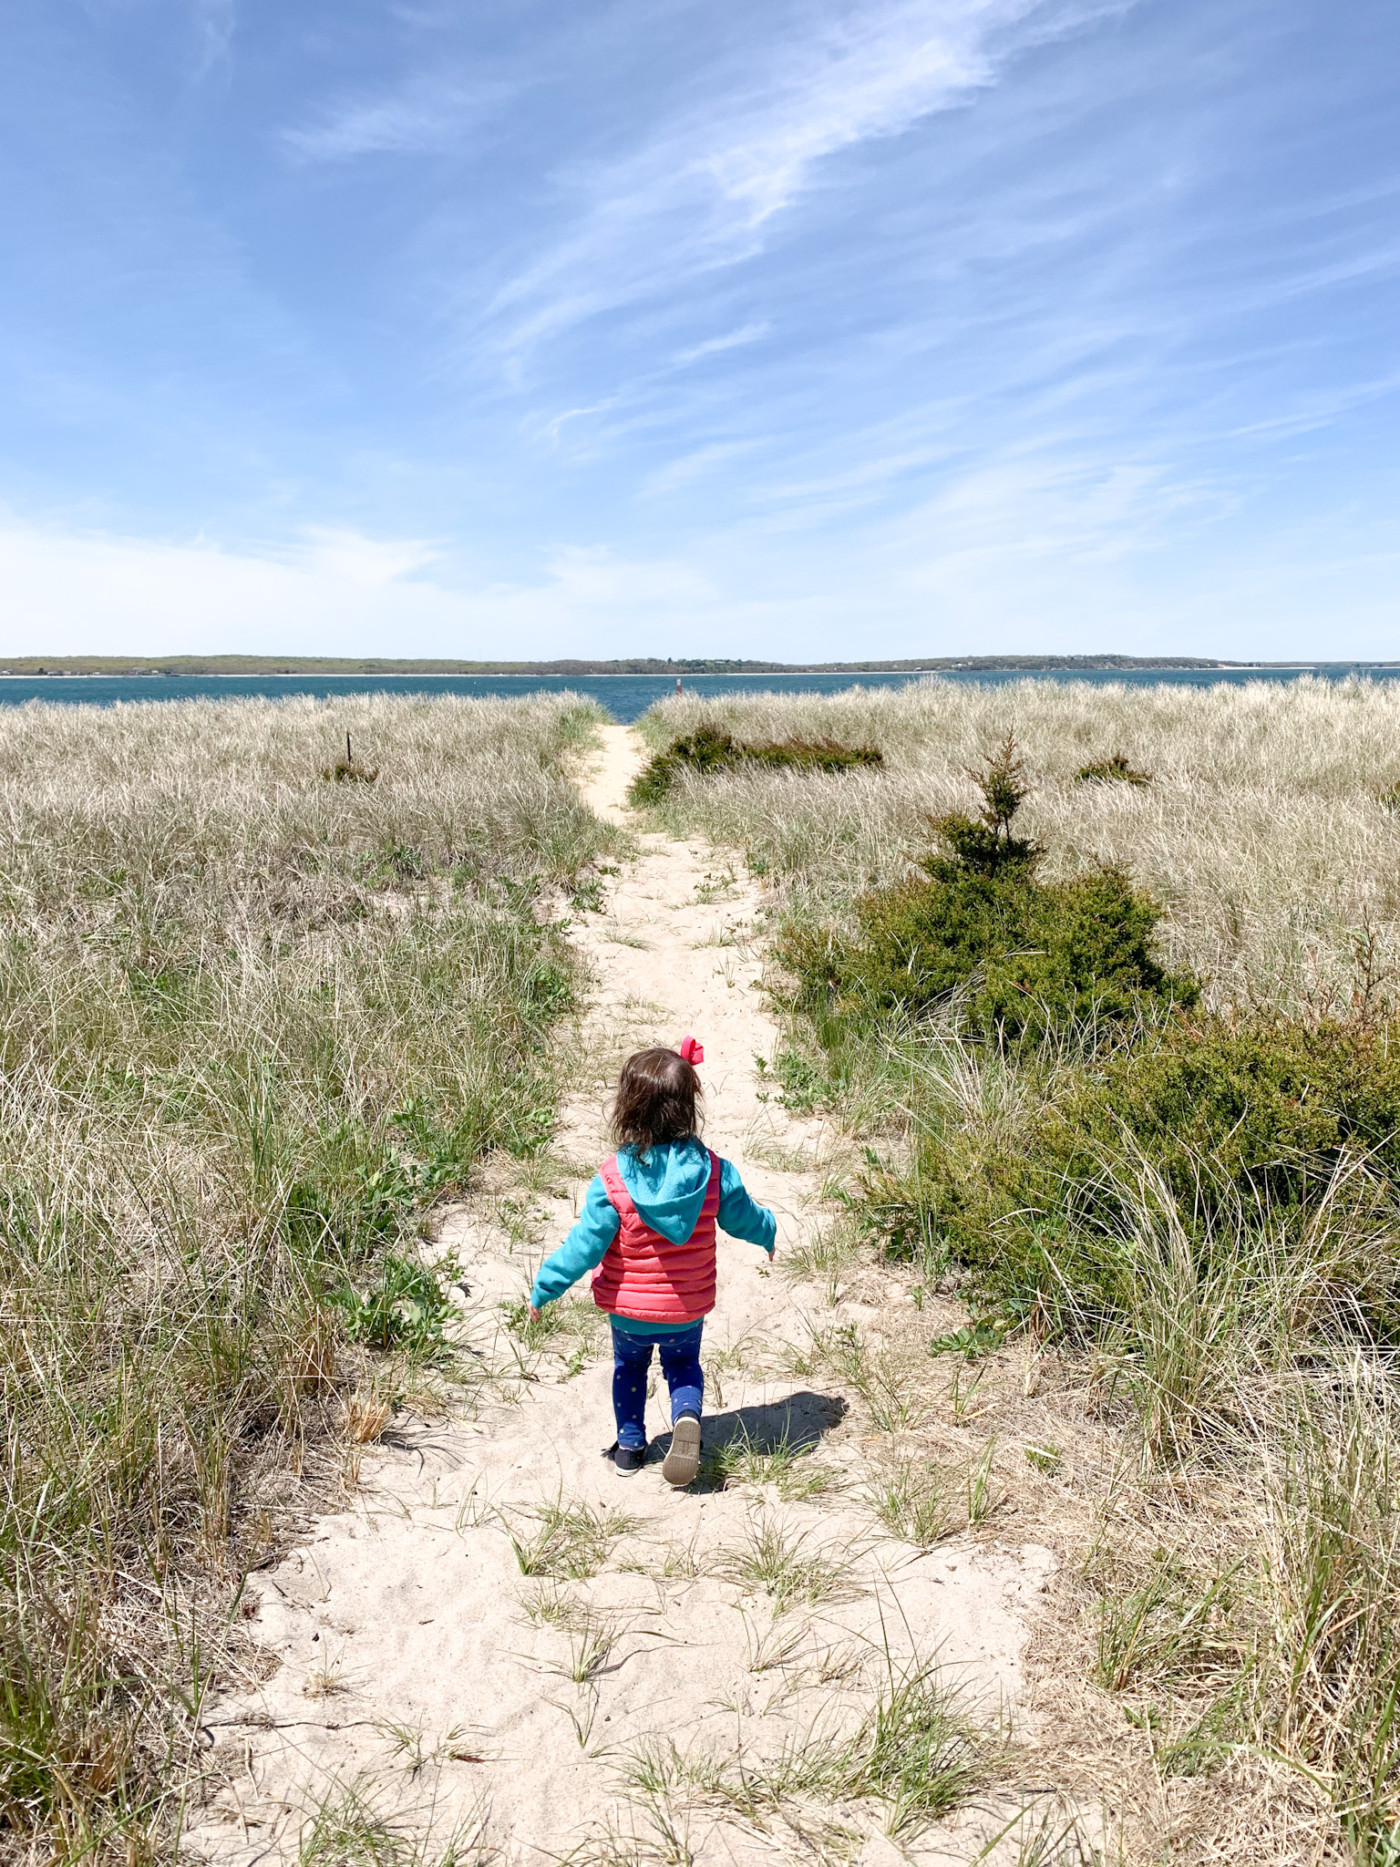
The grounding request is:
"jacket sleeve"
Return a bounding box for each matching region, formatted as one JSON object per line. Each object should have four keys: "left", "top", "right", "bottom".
{"left": 530, "top": 1175, "right": 620, "bottom": 1308}
{"left": 717, "top": 1157, "right": 777, "bottom": 1254}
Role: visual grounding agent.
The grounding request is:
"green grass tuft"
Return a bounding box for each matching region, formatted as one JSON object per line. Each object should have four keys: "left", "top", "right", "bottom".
{"left": 1075, "top": 752, "right": 1151, "bottom": 786}
{"left": 504, "top": 1498, "right": 641, "bottom": 1580}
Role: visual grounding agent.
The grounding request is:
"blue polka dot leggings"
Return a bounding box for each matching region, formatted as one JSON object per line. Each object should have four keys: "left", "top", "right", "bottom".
{"left": 610, "top": 1319, "right": 704, "bottom": 1450}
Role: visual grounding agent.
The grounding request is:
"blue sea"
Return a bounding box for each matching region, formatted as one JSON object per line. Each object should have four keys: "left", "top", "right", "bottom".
{"left": 1, "top": 666, "right": 1397, "bottom": 723}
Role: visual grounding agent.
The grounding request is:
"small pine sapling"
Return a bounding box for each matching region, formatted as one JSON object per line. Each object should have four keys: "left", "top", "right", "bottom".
{"left": 926, "top": 732, "right": 1041, "bottom": 877}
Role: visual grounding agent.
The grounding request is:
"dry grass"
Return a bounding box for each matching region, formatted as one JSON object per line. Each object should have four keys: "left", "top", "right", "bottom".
{"left": 624, "top": 1654, "right": 991, "bottom": 1841}
{"left": 0, "top": 693, "right": 617, "bottom": 1861}
{"left": 630, "top": 677, "right": 1400, "bottom": 1863}
{"left": 717, "top": 1513, "right": 863, "bottom": 1615}
{"left": 638, "top": 677, "right": 1400, "bottom": 1020}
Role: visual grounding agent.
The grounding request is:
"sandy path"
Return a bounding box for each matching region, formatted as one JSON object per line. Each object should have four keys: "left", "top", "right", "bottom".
{"left": 189, "top": 727, "right": 1055, "bottom": 1867}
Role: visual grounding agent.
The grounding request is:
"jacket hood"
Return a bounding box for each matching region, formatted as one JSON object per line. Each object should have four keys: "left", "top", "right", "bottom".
{"left": 616, "top": 1137, "right": 712, "bottom": 1243}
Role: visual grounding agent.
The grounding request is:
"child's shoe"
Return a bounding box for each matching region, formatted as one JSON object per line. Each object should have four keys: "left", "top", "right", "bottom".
{"left": 662, "top": 1414, "right": 702, "bottom": 1487}
{"left": 606, "top": 1441, "right": 646, "bottom": 1477}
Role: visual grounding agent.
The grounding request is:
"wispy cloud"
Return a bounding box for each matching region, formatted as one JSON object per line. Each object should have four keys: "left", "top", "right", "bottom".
{"left": 0, "top": 516, "right": 738, "bottom": 657}
{"left": 192, "top": 0, "right": 235, "bottom": 78}
{"left": 911, "top": 450, "right": 1226, "bottom": 561}
{"left": 641, "top": 440, "right": 760, "bottom": 498}
{"left": 9, "top": 0, "right": 1399, "bottom": 661}
{"left": 295, "top": 527, "right": 439, "bottom": 582}
{"left": 489, "top": 0, "right": 1122, "bottom": 354}
{"left": 284, "top": 73, "right": 520, "bottom": 162}
{"left": 535, "top": 398, "right": 621, "bottom": 449}
{"left": 673, "top": 321, "right": 771, "bottom": 366}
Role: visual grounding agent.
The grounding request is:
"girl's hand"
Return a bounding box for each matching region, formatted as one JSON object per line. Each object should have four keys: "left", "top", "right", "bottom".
{"left": 527, "top": 1303, "right": 542, "bottom": 1324}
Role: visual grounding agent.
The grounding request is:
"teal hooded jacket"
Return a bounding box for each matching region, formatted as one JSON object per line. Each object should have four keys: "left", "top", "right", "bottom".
{"left": 530, "top": 1137, "right": 776, "bottom": 1333}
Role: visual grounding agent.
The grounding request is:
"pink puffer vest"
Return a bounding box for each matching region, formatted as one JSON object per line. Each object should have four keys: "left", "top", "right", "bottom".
{"left": 591, "top": 1149, "right": 721, "bottom": 1324}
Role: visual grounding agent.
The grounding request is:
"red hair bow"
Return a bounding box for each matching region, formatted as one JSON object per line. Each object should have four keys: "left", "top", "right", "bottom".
{"left": 678, "top": 1035, "right": 704, "bottom": 1065}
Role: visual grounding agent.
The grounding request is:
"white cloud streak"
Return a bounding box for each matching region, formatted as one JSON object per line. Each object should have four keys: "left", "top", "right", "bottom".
{"left": 0, "top": 517, "right": 732, "bottom": 658}
{"left": 673, "top": 321, "right": 771, "bottom": 366}
{"left": 490, "top": 0, "right": 1123, "bottom": 354}
{"left": 284, "top": 74, "right": 519, "bottom": 162}
{"left": 192, "top": 0, "right": 236, "bottom": 77}
{"left": 6, "top": 473, "right": 1399, "bottom": 662}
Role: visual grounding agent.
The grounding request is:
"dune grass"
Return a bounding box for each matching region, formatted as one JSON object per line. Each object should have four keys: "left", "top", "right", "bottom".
{"left": 0, "top": 693, "right": 618, "bottom": 1860}
{"left": 624, "top": 1656, "right": 988, "bottom": 1840}
{"left": 630, "top": 676, "right": 1400, "bottom": 1862}
{"left": 635, "top": 676, "right": 1400, "bottom": 1019}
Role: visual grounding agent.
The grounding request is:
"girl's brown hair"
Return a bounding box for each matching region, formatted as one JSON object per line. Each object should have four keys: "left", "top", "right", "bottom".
{"left": 610, "top": 1047, "right": 702, "bottom": 1154}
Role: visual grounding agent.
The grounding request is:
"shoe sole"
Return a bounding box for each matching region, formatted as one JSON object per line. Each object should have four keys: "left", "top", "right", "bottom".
{"left": 662, "top": 1416, "right": 702, "bottom": 1487}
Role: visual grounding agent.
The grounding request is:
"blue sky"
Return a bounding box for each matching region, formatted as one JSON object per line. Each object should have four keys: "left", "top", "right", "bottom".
{"left": 2, "top": 0, "right": 1398, "bottom": 659}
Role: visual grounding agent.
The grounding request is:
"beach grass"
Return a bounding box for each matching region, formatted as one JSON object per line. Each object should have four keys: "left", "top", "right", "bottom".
{"left": 630, "top": 675, "right": 1400, "bottom": 1861}
{"left": 15, "top": 675, "right": 1400, "bottom": 1863}
{"left": 635, "top": 675, "right": 1400, "bottom": 1018}
{"left": 0, "top": 693, "right": 617, "bottom": 1859}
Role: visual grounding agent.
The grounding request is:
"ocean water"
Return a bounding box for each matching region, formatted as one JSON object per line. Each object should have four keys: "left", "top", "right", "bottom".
{"left": 0, "top": 666, "right": 1396, "bottom": 723}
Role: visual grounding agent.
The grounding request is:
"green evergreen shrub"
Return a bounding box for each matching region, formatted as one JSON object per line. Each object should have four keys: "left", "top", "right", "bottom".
{"left": 779, "top": 735, "right": 1194, "bottom": 1043}
{"left": 874, "top": 1013, "right": 1400, "bottom": 1339}
{"left": 629, "top": 720, "right": 883, "bottom": 805}
{"left": 1057, "top": 1016, "right": 1400, "bottom": 1211}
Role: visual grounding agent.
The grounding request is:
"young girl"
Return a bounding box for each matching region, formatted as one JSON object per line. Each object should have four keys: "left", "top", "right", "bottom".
{"left": 527, "top": 1039, "right": 776, "bottom": 1486}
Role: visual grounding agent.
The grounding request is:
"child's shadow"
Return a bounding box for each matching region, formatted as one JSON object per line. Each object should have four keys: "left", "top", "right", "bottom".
{"left": 649, "top": 1389, "right": 846, "bottom": 1479}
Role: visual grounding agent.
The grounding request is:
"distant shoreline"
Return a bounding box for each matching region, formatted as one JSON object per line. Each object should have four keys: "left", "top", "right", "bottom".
{"left": 2, "top": 656, "right": 1396, "bottom": 678}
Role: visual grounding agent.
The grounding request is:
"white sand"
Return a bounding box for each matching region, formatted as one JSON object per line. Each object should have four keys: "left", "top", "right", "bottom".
{"left": 188, "top": 727, "right": 1057, "bottom": 1866}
